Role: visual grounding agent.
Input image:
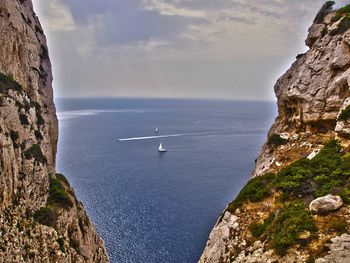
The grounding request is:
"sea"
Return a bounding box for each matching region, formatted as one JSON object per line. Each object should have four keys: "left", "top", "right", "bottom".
{"left": 55, "top": 98, "right": 276, "bottom": 263}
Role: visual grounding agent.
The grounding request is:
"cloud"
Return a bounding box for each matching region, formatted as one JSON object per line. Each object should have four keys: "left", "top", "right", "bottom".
{"left": 142, "top": 0, "right": 206, "bottom": 18}
{"left": 33, "top": 0, "right": 75, "bottom": 32}
{"left": 33, "top": 0, "right": 350, "bottom": 100}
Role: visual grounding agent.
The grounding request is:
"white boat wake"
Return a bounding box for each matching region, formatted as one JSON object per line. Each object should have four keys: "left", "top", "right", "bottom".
{"left": 117, "top": 132, "right": 217, "bottom": 142}
{"left": 117, "top": 129, "right": 266, "bottom": 142}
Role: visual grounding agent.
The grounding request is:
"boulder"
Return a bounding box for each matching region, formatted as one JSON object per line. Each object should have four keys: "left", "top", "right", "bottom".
{"left": 309, "top": 194, "right": 343, "bottom": 214}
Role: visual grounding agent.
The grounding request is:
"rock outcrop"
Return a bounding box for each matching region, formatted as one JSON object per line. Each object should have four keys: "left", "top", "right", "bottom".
{"left": 0, "top": 0, "right": 109, "bottom": 262}
{"left": 309, "top": 194, "right": 343, "bottom": 214}
{"left": 199, "top": 2, "right": 350, "bottom": 263}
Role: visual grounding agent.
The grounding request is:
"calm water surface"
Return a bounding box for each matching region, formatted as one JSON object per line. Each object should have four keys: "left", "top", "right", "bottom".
{"left": 55, "top": 98, "right": 276, "bottom": 263}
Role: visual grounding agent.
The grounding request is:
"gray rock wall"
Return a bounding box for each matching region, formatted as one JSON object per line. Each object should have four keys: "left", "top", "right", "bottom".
{"left": 0, "top": 0, "right": 109, "bottom": 262}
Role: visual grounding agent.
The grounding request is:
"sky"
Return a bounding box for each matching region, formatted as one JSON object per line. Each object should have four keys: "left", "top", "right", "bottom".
{"left": 32, "top": 0, "right": 350, "bottom": 100}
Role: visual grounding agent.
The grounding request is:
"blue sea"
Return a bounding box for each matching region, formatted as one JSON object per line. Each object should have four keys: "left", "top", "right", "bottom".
{"left": 55, "top": 98, "right": 276, "bottom": 263}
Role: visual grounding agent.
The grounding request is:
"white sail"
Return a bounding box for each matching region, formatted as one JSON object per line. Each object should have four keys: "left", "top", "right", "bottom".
{"left": 158, "top": 142, "right": 167, "bottom": 152}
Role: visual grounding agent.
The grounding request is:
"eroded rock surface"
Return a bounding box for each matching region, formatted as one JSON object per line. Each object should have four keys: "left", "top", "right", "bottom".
{"left": 0, "top": 0, "right": 109, "bottom": 262}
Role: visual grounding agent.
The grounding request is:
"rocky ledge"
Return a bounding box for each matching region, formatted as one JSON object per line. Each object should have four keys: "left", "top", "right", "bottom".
{"left": 0, "top": 0, "right": 109, "bottom": 262}
{"left": 199, "top": 2, "right": 350, "bottom": 263}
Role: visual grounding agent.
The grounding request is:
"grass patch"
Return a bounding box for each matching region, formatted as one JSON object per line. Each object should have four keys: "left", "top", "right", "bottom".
{"left": 338, "top": 105, "right": 350, "bottom": 121}
{"left": 0, "top": 73, "right": 22, "bottom": 93}
{"left": 24, "top": 144, "right": 47, "bottom": 164}
{"left": 327, "top": 218, "right": 348, "bottom": 234}
{"left": 47, "top": 175, "right": 72, "bottom": 209}
{"left": 227, "top": 173, "right": 275, "bottom": 213}
{"left": 267, "top": 134, "right": 288, "bottom": 147}
{"left": 34, "top": 174, "right": 73, "bottom": 227}
{"left": 249, "top": 212, "right": 275, "bottom": 238}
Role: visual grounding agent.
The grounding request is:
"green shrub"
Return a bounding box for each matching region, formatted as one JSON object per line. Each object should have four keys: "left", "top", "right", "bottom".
{"left": 35, "top": 25, "right": 43, "bottom": 34}
{"left": 33, "top": 207, "right": 57, "bottom": 227}
{"left": 32, "top": 102, "right": 45, "bottom": 126}
{"left": 10, "top": 130, "right": 19, "bottom": 141}
{"left": 339, "top": 187, "right": 350, "bottom": 204}
{"left": 338, "top": 105, "right": 350, "bottom": 121}
{"left": 227, "top": 173, "right": 275, "bottom": 213}
{"left": 306, "top": 256, "right": 316, "bottom": 263}
{"left": 10, "top": 130, "right": 19, "bottom": 148}
{"left": 47, "top": 176, "right": 72, "bottom": 209}
{"left": 24, "top": 144, "right": 47, "bottom": 164}
{"left": 34, "top": 130, "right": 43, "bottom": 140}
{"left": 36, "top": 112, "right": 45, "bottom": 126}
{"left": 271, "top": 201, "right": 317, "bottom": 255}
{"left": 314, "top": 1, "right": 335, "bottom": 23}
{"left": 56, "top": 238, "right": 65, "bottom": 253}
{"left": 56, "top": 173, "right": 70, "bottom": 186}
{"left": 19, "top": 114, "right": 29, "bottom": 125}
{"left": 267, "top": 134, "right": 288, "bottom": 147}
{"left": 276, "top": 158, "right": 311, "bottom": 194}
{"left": 331, "top": 4, "right": 350, "bottom": 23}
{"left": 276, "top": 140, "right": 346, "bottom": 198}
{"left": 0, "top": 73, "right": 22, "bottom": 93}
{"left": 39, "top": 45, "right": 49, "bottom": 60}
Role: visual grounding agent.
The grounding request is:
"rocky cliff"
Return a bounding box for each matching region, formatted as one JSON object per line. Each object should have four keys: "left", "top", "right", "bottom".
{"left": 199, "top": 2, "right": 350, "bottom": 263}
{"left": 0, "top": 0, "right": 109, "bottom": 262}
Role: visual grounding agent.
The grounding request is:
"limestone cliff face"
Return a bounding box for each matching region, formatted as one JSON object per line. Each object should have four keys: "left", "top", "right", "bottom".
{"left": 199, "top": 2, "right": 350, "bottom": 263}
{"left": 0, "top": 0, "right": 109, "bottom": 262}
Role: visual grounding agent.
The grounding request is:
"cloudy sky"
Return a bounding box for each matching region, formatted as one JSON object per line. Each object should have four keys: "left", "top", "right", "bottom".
{"left": 33, "top": 0, "right": 350, "bottom": 100}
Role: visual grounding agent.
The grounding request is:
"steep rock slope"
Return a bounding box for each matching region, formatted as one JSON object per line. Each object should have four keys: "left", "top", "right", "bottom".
{"left": 0, "top": 0, "right": 109, "bottom": 262}
{"left": 199, "top": 2, "right": 350, "bottom": 263}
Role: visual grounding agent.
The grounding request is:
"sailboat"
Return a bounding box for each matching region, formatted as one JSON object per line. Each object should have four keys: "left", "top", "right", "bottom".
{"left": 155, "top": 127, "right": 159, "bottom": 134}
{"left": 158, "top": 142, "right": 167, "bottom": 152}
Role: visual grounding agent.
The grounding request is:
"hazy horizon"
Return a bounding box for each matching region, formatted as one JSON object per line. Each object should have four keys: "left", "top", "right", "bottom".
{"left": 33, "top": 0, "right": 350, "bottom": 100}
{"left": 54, "top": 95, "right": 276, "bottom": 102}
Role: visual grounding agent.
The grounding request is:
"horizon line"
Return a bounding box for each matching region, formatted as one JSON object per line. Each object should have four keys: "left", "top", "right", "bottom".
{"left": 54, "top": 95, "right": 277, "bottom": 103}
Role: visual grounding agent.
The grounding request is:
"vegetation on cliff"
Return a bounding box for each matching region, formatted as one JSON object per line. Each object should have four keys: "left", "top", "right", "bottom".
{"left": 0, "top": 72, "right": 22, "bottom": 93}
{"left": 338, "top": 105, "right": 350, "bottom": 121}
{"left": 331, "top": 3, "right": 350, "bottom": 22}
{"left": 267, "top": 134, "right": 288, "bottom": 147}
{"left": 34, "top": 174, "right": 73, "bottom": 227}
{"left": 24, "top": 144, "right": 47, "bottom": 164}
{"left": 227, "top": 140, "right": 350, "bottom": 256}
